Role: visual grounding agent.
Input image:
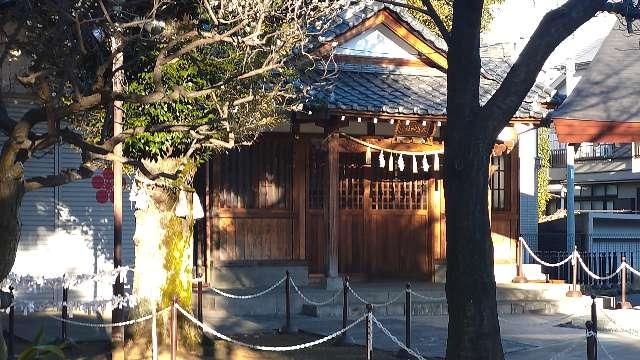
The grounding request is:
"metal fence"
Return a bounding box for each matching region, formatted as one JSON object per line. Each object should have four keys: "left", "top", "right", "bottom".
{"left": 523, "top": 232, "right": 640, "bottom": 288}
{"left": 535, "top": 250, "right": 635, "bottom": 288}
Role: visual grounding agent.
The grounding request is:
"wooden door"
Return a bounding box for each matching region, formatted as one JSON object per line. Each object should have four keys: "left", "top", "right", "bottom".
{"left": 338, "top": 152, "right": 433, "bottom": 278}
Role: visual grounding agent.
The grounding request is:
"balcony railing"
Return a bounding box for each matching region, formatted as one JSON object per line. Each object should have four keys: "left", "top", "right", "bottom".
{"left": 550, "top": 145, "right": 621, "bottom": 168}
{"left": 550, "top": 149, "right": 566, "bottom": 168}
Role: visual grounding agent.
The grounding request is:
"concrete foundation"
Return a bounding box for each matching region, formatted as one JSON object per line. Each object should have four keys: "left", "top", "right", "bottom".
{"left": 212, "top": 261, "right": 308, "bottom": 289}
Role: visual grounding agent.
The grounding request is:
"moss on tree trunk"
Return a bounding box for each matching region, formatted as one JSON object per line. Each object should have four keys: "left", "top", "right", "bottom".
{"left": 128, "top": 159, "right": 199, "bottom": 348}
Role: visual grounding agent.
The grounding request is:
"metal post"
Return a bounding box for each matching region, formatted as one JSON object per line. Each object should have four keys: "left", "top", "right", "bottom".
{"left": 587, "top": 295, "right": 598, "bottom": 360}
{"left": 566, "top": 246, "right": 582, "bottom": 297}
{"left": 151, "top": 306, "right": 158, "bottom": 360}
{"left": 396, "top": 283, "right": 412, "bottom": 359}
{"left": 171, "top": 296, "right": 178, "bottom": 360}
{"left": 365, "top": 303, "right": 373, "bottom": 360}
{"left": 61, "top": 286, "right": 68, "bottom": 341}
{"left": 513, "top": 237, "right": 528, "bottom": 283}
{"left": 197, "top": 269, "right": 203, "bottom": 322}
{"left": 616, "top": 256, "right": 632, "bottom": 309}
{"left": 335, "top": 275, "right": 354, "bottom": 345}
{"left": 566, "top": 145, "right": 576, "bottom": 251}
{"left": 8, "top": 286, "right": 15, "bottom": 360}
{"left": 586, "top": 320, "right": 597, "bottom": 360}
{"left": 280, "top": 270, "right": 297, "bottom": 334}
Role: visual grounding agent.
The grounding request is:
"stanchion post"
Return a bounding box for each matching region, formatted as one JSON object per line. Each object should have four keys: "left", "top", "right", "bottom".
{"left": 616, "top": 256, "right": 632, "bottom": 309}
{"left": 61, "top": 286, "right": 68, "bottom": 341}
{"left": 591, "top": 294, "right": 598, "bottom": 331}
{"left": 396, "top": 283, "right": 412, "bottom": 359}
{"left": 196, "top": 266, "right": 203, "bottom": 322}
{"left": 566, "top": 246, "right": 582, "bottom": 297}
{"left": 512, "top": 237, "right": 528, "bottom": 283}
{"left": 152, "top": 306, "right": 158, "bottom": 360}
{"left": 280, "top": 270, "right": 297, "bottom": 334}
{"left": 365, "top": 304, "right": 373, "bottom": 360}
{"left": 586, "top": 320, "right": 597, "bottom": 360}
{"left": 335, "top": 275, "right": 354, "bottom": 346}
{"left": 8, "top": 286, "right": 15, "bottom": 360}
{"left": 587, "top": 295, "right": 598, "bottom": 360}
{"left": 171, "top": 296, "right": 178, "bottom": 360}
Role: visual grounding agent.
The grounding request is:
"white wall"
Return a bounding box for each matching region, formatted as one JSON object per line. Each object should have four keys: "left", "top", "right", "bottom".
{"left": 335, "top": 24, "right": 419, "bottom": 59}
{"left": 1, "top": 96, "right": 135, "bottom": 303}
{"left": 519, "top": 126, "right": 539, "bottom": 250}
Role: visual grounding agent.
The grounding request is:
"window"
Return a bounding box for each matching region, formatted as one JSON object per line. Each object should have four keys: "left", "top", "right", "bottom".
{"left": 308, "top": 145, "right": 325, "bottom": 209}
{"left": 490, "top": 154, "right": 509, "bottom": 210}
{"left": 370, "top": 153, "right": 431, "bottom": 210}
{"left": 214, "top": 138, "right": 292, "bottom": 209}
{"left": 574, "top": 183, "right": 618, "bottom": 211}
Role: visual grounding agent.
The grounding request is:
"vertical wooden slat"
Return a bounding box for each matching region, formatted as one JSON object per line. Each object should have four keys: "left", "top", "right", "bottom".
{"left": 363, "top": 164, "right": 372, "bottom": 275}
{"left": 324, "top": 133, "right": 340, "bottom": 279}
{"left": 293, "top": 139, "right": 306, "bottom": 260}
{"left": 429, "top": 177, "right": 441, "bottom": 263}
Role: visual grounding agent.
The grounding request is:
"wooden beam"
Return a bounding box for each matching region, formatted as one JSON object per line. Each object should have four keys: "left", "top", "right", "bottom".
{"left": 323, "top": 133, "right": 340, "bottom": 286}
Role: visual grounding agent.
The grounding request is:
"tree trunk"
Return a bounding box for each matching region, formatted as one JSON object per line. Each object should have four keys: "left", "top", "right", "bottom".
{"left": 129, "top": 158, "right": 197, "bottom": 345}
{"left": 444, "top": 1, "right": 504, "bottom": 358}
{"left": 444, "top": 137, "right": 503, "bottom": 359}
{"left": 0, "top": 142, "right": 25, "bottom": 360}
{"left": 0, "top": 176, "right": 22, "bottom": 282}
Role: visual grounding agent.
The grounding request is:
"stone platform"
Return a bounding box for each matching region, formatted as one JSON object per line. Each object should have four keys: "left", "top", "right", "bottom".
{"left": 197, "top": 280, "right": 587, "bottom": 317}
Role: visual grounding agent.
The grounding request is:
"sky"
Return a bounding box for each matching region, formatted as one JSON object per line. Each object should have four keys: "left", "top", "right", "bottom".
{"left": 483, "top": 0, "right": 617, "bottom": 68}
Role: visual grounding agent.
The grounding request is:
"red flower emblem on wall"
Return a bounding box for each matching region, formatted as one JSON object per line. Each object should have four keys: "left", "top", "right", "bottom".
{"left": 91, "top": 169, "right": 126, "bottom": 204}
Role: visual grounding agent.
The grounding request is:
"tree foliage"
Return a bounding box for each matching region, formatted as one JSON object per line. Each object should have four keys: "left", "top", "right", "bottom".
{"left": 408, "top": 0, "right": 505, "bottom": 34}
{"left": 0, "top": 0, "right": 348, "bottom": 185}
{"left": 537, "top": 127, "right": 551, "bottom": 218}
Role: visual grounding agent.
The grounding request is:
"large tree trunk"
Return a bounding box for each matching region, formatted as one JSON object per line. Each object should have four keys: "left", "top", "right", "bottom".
{"left": 445, "top": 1, "right": 503, "bottom": 358}
{"left": 0, "top": 140, "right": 26, "bottom": 360}
{"left": 444, "top": 139, "right": 503, "bottom": 359}
{"left": 129, "top": 158, "right": 197, "bottom": 345}
{"left": 0, "top": 175, "right": 22, "bottom": 360}
{"left": 0, "top": 175, "right": 22, "bottom": 282}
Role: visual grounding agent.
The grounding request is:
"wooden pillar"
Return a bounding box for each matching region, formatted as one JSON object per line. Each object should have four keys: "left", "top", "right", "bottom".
{"left": 323, "top": 133, "right": 341, "bottom": 289}
{"left": 111, "top": 35, "right": 125, "bottom": 359}
{"left": 292, "top": 138, "right": 307, "bottom": 260}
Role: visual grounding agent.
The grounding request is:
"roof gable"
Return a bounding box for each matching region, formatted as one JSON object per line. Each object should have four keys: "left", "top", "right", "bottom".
{"left": 318, "top": 7, "right": 447, "bottom": 69}
{"left": 335, "top": 24, "right": 419, "bottom": 60}
{"left": 553, "top": 19, "right": 640, "bottom": 143}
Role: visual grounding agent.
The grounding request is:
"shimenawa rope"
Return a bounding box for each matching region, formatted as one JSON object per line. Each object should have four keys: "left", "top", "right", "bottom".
{"left": 208, "top": 276, "right": 286, "bottom": 299}
{"left": 176, "top": 304, "right": 366, "bottom": 351}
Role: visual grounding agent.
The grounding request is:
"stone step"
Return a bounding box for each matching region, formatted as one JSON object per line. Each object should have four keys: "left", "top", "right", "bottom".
{"left": 195, "top": 283, "right": 571, "bottom": 316}
{"left": 301, "top": 299, "right": 565, "bottom": 318}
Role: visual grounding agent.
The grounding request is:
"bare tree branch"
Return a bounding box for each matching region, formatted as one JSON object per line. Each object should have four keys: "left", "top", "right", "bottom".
{"left": 375, "top": 0, "right": 451, "bottom": 45}
{"left": 24, "top": 164, "right": 96, "bottom": 191}
{"left": 421, "top": 0, "right": 452, "bottom": 44}
{"left": 480, "top": 0, "right": 610, "bottom": 138}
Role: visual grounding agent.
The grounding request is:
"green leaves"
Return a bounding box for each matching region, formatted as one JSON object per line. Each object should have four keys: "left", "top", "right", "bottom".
{"left": 537, "top": 127, "right": 552, "bottom": 218}
{"left": 17, "top": 328, "right": 67, "bottom": 360}
{"left": 408, "top": 0, "right": 505, "bottom": 35}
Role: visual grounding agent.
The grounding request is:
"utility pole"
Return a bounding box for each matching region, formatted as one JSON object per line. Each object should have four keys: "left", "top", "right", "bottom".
{"left": 566, "top": 145, "right": 576, "bottom": 251}
{"left": 111, "top": 34, "right": 125, "bottom": 359}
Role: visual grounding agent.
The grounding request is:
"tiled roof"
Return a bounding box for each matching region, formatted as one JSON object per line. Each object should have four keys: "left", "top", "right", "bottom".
{"left": 552, "top": 20, "right": 640, "bottom": 123}
{"left": 302, "top": 2, "right": 553, "bottom": 119}
{"left": 304, "top": 59, "right": 553, "bottom": 118}
{"left": 316, "top": 1, "right": 448, "bottom": 52}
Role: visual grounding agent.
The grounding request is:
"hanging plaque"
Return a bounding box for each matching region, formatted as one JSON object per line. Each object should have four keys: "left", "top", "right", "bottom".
{"left": 395, "top": 121, "right": 436, "bottom": 139}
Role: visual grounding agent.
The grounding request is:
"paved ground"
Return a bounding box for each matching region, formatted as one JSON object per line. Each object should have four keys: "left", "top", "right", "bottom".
{"left": 3, "top": 305, "right": 640, "bottom": 359}
{"left": 201, "top": 310, "right": 640, "bottom": 360}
